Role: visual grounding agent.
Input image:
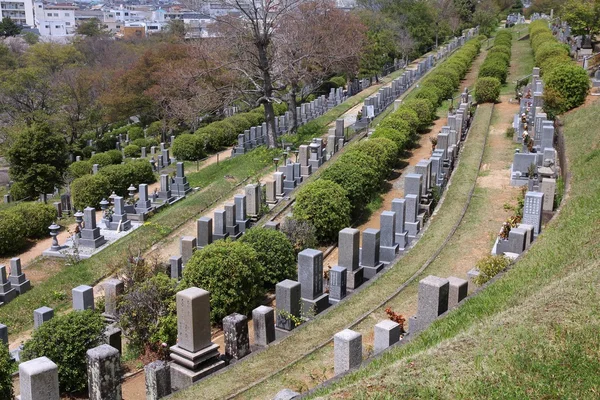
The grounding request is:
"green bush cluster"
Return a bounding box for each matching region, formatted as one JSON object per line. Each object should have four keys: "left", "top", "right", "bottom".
{"left": 478, "top": 30, "right": 512, "bottom": 84}
{"left": 98, "top": 159, "right": 156, "bottom": 197}
{"left": 473, "top": 255, "right": 511, "bottom": 285}
{"left": 529, "top": 20, "right": 589, "bottom": 115}
{"left": 171, "top": 133, "right": 206, "bottom": 162}
{"left": 474, "top": 77, "right": 501, "bottom": 103}
{"left": 21, "top": 310, "right": 105, "bottom": 393}
{"left": 123, "top": 144, "right": 141, "bottom": 158}
{"left": 68, "top": 160, "right": 93, "bottom": 179}
{"left": 0, "top": 202, "right": 56, "bottom": 255}
{"left": 89, "top": 149, "right": 123, "bottom": 168}
{"left": 71, "top": 174, "right": 112, "bottom": 210}
{"left": 0, "top": 343, "right": 12, "bottom": 399}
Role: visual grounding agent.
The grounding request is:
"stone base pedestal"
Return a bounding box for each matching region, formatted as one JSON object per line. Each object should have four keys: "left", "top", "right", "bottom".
{"left": 169, "top": 343, "right": 226, "bottom": 391}
{"left": 346, "top": 267, "right": 363, "bottom": 290}
{"left": 395, "top": 232, "right": 408, "bottom": 250}
{"left": 170, "top": 360, "right": 226, "bottom": 391}
{"left": 362, "top": 263, "right": 384, "bottom": 279}
{"left": 226, "top": 226, "right": 242, "bottom": 240}
{"left": 213, "top": 233, "right": 229, "bottom": 241}
{"left": 405, "top": 221, "right": 420, "bottom": 238}
{"left": 108, "top": 218, "right": 131, "bottom": 231}
{"left": 380, "top": 244, "right": 399, "bottom": 264}
{"left": 236, "top": 219, "right": 250, "bottom": 233}
{"left": 79, "top": 228, "right": 106, "bottom": 249}
{"left": 301, "top": 293, "right": 329, "bottom": 315}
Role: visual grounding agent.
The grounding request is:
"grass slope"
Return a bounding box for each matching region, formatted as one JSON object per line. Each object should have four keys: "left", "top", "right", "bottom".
{"left": 309, "top": 101, "right": 600, "bottom": 399}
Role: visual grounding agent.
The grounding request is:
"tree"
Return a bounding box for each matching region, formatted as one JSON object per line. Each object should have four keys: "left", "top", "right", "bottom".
{"left": 473, "top": 0, "right": 499, "bottom": 37}
{"left": 0, "top": 17, "right": 22, "bottom": 37}
{"left": 168, "top": 19, "right": 186, "bottom": 39}
{"left": 239, "top": 228, "right": 297, "bottom": 288}
{"left": 21, "top": 310, "right": 105, "bottom": 393}
{"left": 181, "top": 239, "right": 265, "bottom": 324}
{"left": 76, "top": 18, "right": 109, "bottom": 37}
{"left": 561, "top": 0, "right": 600, "bottom": 37}
{"left": 7, "top": 122, "right": 68, "bottom": 202}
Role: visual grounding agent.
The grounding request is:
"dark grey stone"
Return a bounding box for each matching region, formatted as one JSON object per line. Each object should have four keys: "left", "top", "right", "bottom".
{"left": 275, "top": 280, "right": 301, "bottom": 331}
{"left": 223, "top": 313, "right": 251, "bottom": 360}
{"left": 252, "top": 305, "right": 275, "bottom": 346}
{"left": 145, "top": 360, "right": 171, "bottom": 400}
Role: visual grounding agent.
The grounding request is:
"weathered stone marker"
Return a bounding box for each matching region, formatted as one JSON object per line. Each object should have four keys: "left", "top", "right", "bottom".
{"left": 338, "top": 228, "right": 363, "bottom": 290}
{"left": 87, "top": 344, "right": 121, "bottom": 400}
{"left": 18, "top": 356, "right": 60, "bottom": 400}
{"left": 374, "top": 320, "right": 401, "bottom": 354}
{"left": 145, "top": 360, "right": 171, "bottom": 400}
{"left": 275, "top": 279, "right": 301, "bottom": 331}
{"left": 297, "top": 249, "right": 329, "bottom": 315}
{"left": 223, "top": 313, "right": 251, "bottom": 360}
{"left": 252, "top": 305, "right": 275, "bottom": 346}
{"left": 334, "top": 329, "right": 362, "bottom": 375}
{"left": 72, "top": 285, "right": 94, "bottom": 311}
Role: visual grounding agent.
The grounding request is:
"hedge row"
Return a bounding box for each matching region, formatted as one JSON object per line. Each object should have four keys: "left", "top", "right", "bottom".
{"left": 475, "top": 30, "right": 512, "bottom": 103}
{"left": 529, "top": 20, "right": 589, "bottom": 115}
{"left": 478, "top": 30, "right": 512, "bottom": 85}
{"left": 71, "top": 159, "right": 156, "bottom": 210}
{"left": 292, "top": 38, "right": 484, "bottom": 244}
{"left": 0, "top": 202, "right": 57, "bottom": 255}
{"left": 68, "top": 149, "right": 124, "bottom": 180}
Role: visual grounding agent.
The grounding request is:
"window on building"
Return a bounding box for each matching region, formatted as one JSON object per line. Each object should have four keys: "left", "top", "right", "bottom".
{"left": 125, "top": 12, "right": 129, "bottom": 16}
{"left": 55, "top": 25, "right": 60, "bottom": 28}
{"left": 53, "top": 13, "right": 58, "bottom": 16}
{"left": 66, "top": 22, "right": 70, "bottom": 25}
{"left": 116, "top": 25, "right": 120, "bottom": 28}
{"left": 47, "top": 13, "right": 52, "bottom": 16}
{"left": 116, "top": 12, "right": 120, "bottom": 15}
{"left": 65, "top": 12, "right": 69, "bottom": 16}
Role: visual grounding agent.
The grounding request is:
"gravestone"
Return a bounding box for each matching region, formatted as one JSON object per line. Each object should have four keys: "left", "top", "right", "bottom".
{"left": 274, "top": 172, "right": 285, "bottom": 197}
{"left": 404, "top": 173, "right": 423, "bottom": 198}
{"left": 329, "top": 265, "right": 347, "bottom": 304}
{"left": 234, "top": 194, "right": 250, "bottom": 232}
{"left": 540, "top": 178, "right": 556, "bottom": 211}
{"left": 80, "top": 207, "right": 106, "bottom": 248}
{"left": 9, "top": 257, "right": 30, "bottom": 295}
{"left": 252, "top": 305, "right": 275, "bottom": 346}
{"left": 374, "top": 320, "right": 400, "bottom": 354}
{"left": 145, "top": 360, "right": 171, "bottom": 400}
{"left": 409, "top": 275, "right": 449, "bottom": 335}
{"left": 103, "top": 279, "right": 124, "bottom": 321}
{"left": 224, "top": 203, "right": 241, "bottom": 240}
{"left": 245, "top": 184, "right": 261, "bottom": 217}
{"left": 404, "top": 194, "right": 420, "bottom": 238}
{"left": 158, "top": 174, "right": 173, "bottom": 202}
{"left": 0, "top": 269, "right": 14, "bottom": 306}
{"left": 447, "top": 276, "right": 468, "bottom": 309}
{"left": 72, "top": 285, "right": 94, "bottom": 311}
{"left": 169, "top": 288, "right": 225, "bottom": 390}
{"left": 170, "top": 256, "right": 183, "bottom": 280}
{"left": 223, "top": 313, "right": 251, "bottom": 360}
{"left": 53, "top": 202, "right": 62, "bottom": 218}
{"left": 297, "top": 249, "right": 329, "bottom": 315}
{"left": 283, "top": 163, "right": 296, "bottom": 194}
{"left": 414, "top": 160, "right": 431, "bottom": 195}
{"left": 18, "top": 356, "right": 60, "bottom": 400}
{"left": 266, "top": 181, "right": 277, "bottom": 204}
{"left": 522, "top": 191, "right": 544, "bottom": 235}
{"left": 264, "top": 221, "right": 280, "bottom": 230}
{"left": 275, "top": 279, "right": 301, "bottom": 331}
{"left": 136, "top": 184, "right": 152, "bottom": 214}
{"left": 391, "top": 198, "right": 408, "bottom": 250}
{"left": 33, "top": 306, "right": 54, "bottom": 329}
{"left": 213, "top": 209, "right": 229, "bottom": 241}
{"left": 360, "top": 228, "right": 384, "bottom": 279}
{"left": 196, "top": 217, "right": 213, "bottom": 249}
{"left": 87, "top": 344, "right": 121, "bottom": 400}
{"left": 172, "top": 163, "right": 191, "bottom": 197}
{"left": 337, "top": 228, "right": 363, "bottom": 290}
{"left": 333, "top": 329, "right": 362, "bottom": 375}
{"left": 180, "top": 236, "right": 196, "bottom": 265}
{"left": 109, "top": 196, "right": 131, "bottom": 231}
{"left": 0, "top": 324, "right": 7, "bottom": 345}
{"left": 379, "top": 211, "right": 399, "bottom": 263}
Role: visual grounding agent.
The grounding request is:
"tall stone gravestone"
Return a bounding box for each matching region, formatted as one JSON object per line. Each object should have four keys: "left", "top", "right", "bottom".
{"left": 244, "top": 184, "right": 261, "bottom": 217}
{"left": 522, "top": 191, "right": 544, "bottom": 235}
{"left": 409, "top": 275, "right": 449, "bottom": 335}
{"left": 80, "top": 207, "right": 106, "bottom": 248}
{"left": 109, "top": 196, "right": 131, "bottom": 231}
{"left": 172, "top": 162, "right": 191, "bottom": 197}
{"left": 213, "top": 209, "right": 229, "bottom": 241}
{"left": 87, "top": 344, "right": 121, "bottom": 400}
{"left": 275, "top": 279, "right": 301, "bottom": 331}
{"left": 136, "top": 184, "right": 152, "bottom": 214}
{"left": 234, "top": 194, "right": 250, "bottom": 232}
{"left": 297, "top": 249, "right": 329, "bottom": 315}
{"left": 224, "top": 203, "right": 241, "bottom": 240}
{"left": 360, "top": 228, "right": 384, "bottom": 279}
{"left": 0, "top": 265, "right": 16, "bottom": 304}
{"left": 223, "top": 313, "right": 251, "bottom": 360}
{"left": 338, "top": 228, "right": 363, "bottom": 290}
{"left": 196, "top": 217, "right": 213, "bottom": 249}
{"left": 391, "top": 198, "right": 408, "bottom": 250}
{"left": 252, "top": 305, "right": 275, "bottom": 346}
{"left": 379, "top": 211, "right": 399, "bottom": 264}
{"left": 170, "top": 288, "right": 225, "bottom": 390}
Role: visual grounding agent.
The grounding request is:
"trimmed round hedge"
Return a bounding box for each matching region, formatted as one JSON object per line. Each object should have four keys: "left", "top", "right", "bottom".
{"left": 71, "top": 174, "right": 112, "bottom": 210}
{"left": 475, "top": 77, "right": 501, "bottom": 103}
{"left": 293, "top": 179, "right": 351, "bottom": 243}
{"left": 0, "top": 202, "right": 57, "bottom": 255}
{"left": 543, "top": 64, "right": 589, "bottom": 114}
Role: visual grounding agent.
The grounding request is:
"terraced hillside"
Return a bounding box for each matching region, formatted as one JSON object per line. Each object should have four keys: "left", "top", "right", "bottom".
{"left": 308, "top": 98, "right": 600, "bottom": 399}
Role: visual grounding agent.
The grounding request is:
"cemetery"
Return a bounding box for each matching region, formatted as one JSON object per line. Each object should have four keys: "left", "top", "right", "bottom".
{"left": 0, "top": 7, "right": 598, "bottom": 400}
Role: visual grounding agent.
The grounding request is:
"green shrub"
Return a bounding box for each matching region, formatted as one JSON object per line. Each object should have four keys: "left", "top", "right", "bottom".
{"left": 99, "top": 160, "right": 156, "bottom": 196}
{"left": 123, "top": 144, "right": 141, "bottom": 158}
{"left": 293, "top": 179, "right": 351, "bottom": 243}
{"left": 472, "top": 255, "right": 510, "bottom": 285}
{"left": 68, "top": 160, "right": 92, "bottom": 179}
{"left": 391, "top": 108, "right": 420, "bottom": 135}
{"left": 0, "top": 210, "right": 26, "bottom": 255}
{"left": 12, "top": 202, "right": 57, "bottom": 238}
{"left": 415, "top": 85, "right": 441, "bottom": 107}
{"left": 181, "top": 240, "right": 265, "bottom": 324}
{"left": 535, "top": 41, "right": 569, "bottom": 67}
{"left": 402, "top": 99, "right": 435, "bottom": 130}
{"left": 239, "top": 228, "right": 296, "bottom": 288}
{"left": 329, "top": 76, "right": 346, "bottom": 88}
{"left": 543, "top": 64, "right": 589, "bottom": 114}
{"left": 172, "top": 133, "right": 206, "bottom": 162}
{"left": 117, "top": 273, "right": 177, "bottom": 353}
{"left": 226, "top": 114, "right": 253, "bottom": 132}
{"left": 488, "top": 45, "right": 511, "bottom": 57}
{"left": 479, "top": 58, "right": 508, "bottom": 83}
{"left": 280, "top": 218, "right": 317, "bottom": 253}
{"left": 21, "top": 310, "right": 105, "bottom": 393}
{"left": 379, "top": 113, "right": 413, "bottom": 137}
{"left": 145, "top": 121, "right": 163, "bottom": 138}
{"left": 273, "top": 101, "right": 288, "bottom": 116}
{"left": 347, "top": 138, "right": 398, "bottom": 177}
{"left": 132, "top": 138, "right": 159, "bottom": 149}
{"left": 88, "top": 152, "right": 113, "bottom": 168}
{"left": 474, "top": 77, "right": 501, "bottom": 103}
{"left": 128, "top": 126, "right": 144, "bottom": 140}
{"left": 105, "top": 149, "right": 124, "bottom": 165}
{"left": 238, "top": 111, "right": 264, "bottom": 126}
{"left": 531, "top": 31, "right": 555, "bottom": 52}
{"left": 71, "top": 174, "right": 111, "bottom": 210}
{"left": 0, "top": 343, "right": 13, "bottom": 399}
{"left": 371, "top": 127, "right": 411, "bottom": 153}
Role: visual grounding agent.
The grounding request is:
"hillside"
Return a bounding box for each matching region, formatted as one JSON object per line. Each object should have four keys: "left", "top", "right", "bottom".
{"left": 308, "top": 99, "right": 600, "bottom": 398}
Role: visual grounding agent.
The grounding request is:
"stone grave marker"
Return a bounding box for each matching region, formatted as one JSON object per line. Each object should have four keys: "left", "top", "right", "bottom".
{"left": 275, "top": 279, "right": 301, "bottom": 331}
{"left": 87, "top": 344, "right": 121, "bottom": 400}
{"left": 223, "top": 313, "right": 251, "bottom": 360}
{"left": 72, "top": 285, "right": 94, "bottom": 311}
{"left": 18, "top": 356, "right": 60, "bottom": 400}
{"left": 334, "top": 329, "right": 362, "bottom": 375}
{"left": 337, "top": 228, "right": 363, "bottom": 290}
{"left": 252, "top": 305, "right": 275, "bottom": 346}
{"left": 360, "top": 228, "right": 384, "bottom": 279}
{"left": 297, "top": 249, "right": 329, "bottom": 315}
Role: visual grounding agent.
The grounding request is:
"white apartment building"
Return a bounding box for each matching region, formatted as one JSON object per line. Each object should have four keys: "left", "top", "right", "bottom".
{"left": 34, "top": 2, "right": 77, "bottom": 37}
{"left": 0, "top": 0, "right": 34, "bottom": 27}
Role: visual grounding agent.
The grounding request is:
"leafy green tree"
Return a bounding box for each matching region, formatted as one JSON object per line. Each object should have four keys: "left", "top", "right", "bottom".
{"left": 239, "top": 228, "right": 297, "bottom": 288}
{"left": 76, "top": 18, "right": 109, "bottom": 37}
{"left": 0, "top": 17, "right": 21, "bottom": 37}
{"left": 0, "top": 343, "right": 13, "bottom": 399}
{"left": 117, "top": 273, "right": 178, "bottom": 353}
{"left": 7, "top": 123, "right": 68, "bottom": 202}
{"left": 293, "top": 179, "right": 351, "bottom": 243}
{"left": 21, "top": 310, "right": 105, "bottom": 393}
{"left": 181, "top": 240, "right": 265, "bottom": 324}
{"left": 561, "top": 0, "right": 600, "bottom": 37}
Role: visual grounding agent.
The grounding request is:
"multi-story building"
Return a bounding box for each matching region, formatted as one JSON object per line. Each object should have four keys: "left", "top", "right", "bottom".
{"left": 0, "top": 0, "right": 34, "bottom": 27}
{"left": 34, "top": 2, "right": 77, "bottom": 36}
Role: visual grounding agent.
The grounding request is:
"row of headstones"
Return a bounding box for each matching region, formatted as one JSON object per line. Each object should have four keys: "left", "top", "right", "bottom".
{"left": 0, "top": 258, "right": 30, "bottom": 307}
{"left": 233, "top": 90, "right": 345, "bottom": 157}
